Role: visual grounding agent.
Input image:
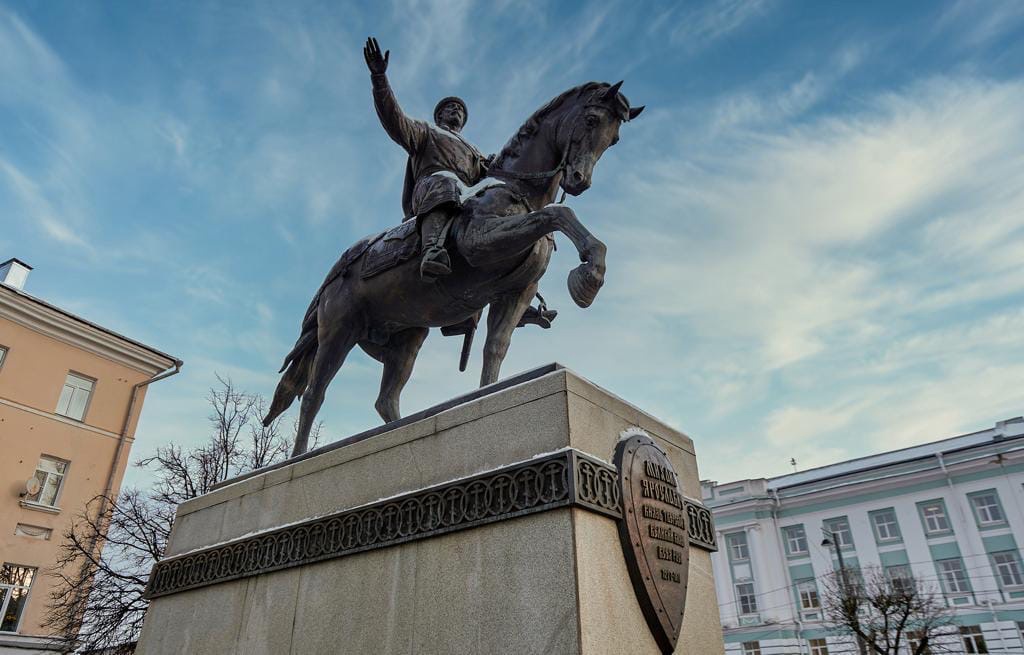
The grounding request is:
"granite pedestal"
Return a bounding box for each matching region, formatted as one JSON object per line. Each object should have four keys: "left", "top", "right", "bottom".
{"left": 136, "top": 365, "right": 724, "bottom": 654}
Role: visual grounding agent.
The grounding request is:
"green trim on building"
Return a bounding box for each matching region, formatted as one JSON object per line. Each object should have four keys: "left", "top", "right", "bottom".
{"left": 928, "top": 541, "right": 962, "bottom": 560}
{"left": 878, "top": 549, "right": 909, "bottom": 567}
{"left": 915, "top": 497, "right": 954, "bottom": 538}
{"left": 982, "top": 533, "right": 1018, "bottom": 553}
{"left": 723, "top": 629, "right": 798, "bottom": 643}
{"left": 868, "top": 507, "right": 903, "bottom": 545}
{"left": 967, "top": 488, "right": 1009, "bottom": 530}
{"left": 771, "top": 462, "right": 1024, "bottom": 519}
{"left": 789, "top": 563, "right": 815, "bottom": 580}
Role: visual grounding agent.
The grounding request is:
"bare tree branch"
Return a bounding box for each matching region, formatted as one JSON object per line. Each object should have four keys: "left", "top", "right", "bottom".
{"left": 822, "top": 566, "right": 958, "bottom": 654}
{"left": 44, "top": 374, "right": 323, "bottom": 653}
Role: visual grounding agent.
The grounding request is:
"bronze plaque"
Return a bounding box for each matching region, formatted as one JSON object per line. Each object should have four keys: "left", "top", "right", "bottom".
{"left": 614, "top": 430, "right": 689, "bottom": 654}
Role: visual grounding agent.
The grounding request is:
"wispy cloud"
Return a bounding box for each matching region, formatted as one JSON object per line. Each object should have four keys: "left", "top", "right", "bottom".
{"left": 667, "top": 0, "right": 768, "bottom": 53}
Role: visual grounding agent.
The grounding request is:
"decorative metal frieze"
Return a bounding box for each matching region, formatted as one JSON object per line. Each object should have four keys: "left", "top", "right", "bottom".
{"left": 147, "top": 449, "right": 610, "bottom": 599}
{"left": 684, "top": 498, "right": 717, "bottom": 552}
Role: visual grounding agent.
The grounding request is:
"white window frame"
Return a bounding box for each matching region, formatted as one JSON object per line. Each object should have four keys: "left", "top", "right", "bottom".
{"left": 0, "top": 345, "right": 7, "bottom": 371}
{"left": 0, "top": 563, "right": 35, "bottom": 633}
{"left": 960, "top": 625, "right": 987, "bottom": 654}
{"left": 24, "top": 456, "right": 69, "bottom": 508}
{"left": 735, "top": 582, "right": 757, "bottom": 615}
{"left": 726, "top": 532, "right": 750, "bottom": 562}
{"left": 938, "top": 558, "right": 970, "bottom": 594}
{"left": 808, "top": 638, "right": 829, "bottom": 655}
{"left": 969, "top": 491, "right": 1005, "bottom": 526}
{"left": 55, "top": 371, "right": 95, "bottom": 421}
{"left": 741, "top": 642, "right": 762, "bottom": 655}
{"left": 885, "top": 564, "right": 912, "bottom": 592}
{"left": 871, "top": 509, "right": 901, "bottom": 542}
{"left": 919, "top": 501, "right": 951, "bottom": 534}
{"left": 992, "top": 551, "right": 1024, "bottom": 588}
{"left": 797, "top": 579, "right": 820, "bottom": 611}
{"left": 824, "top": 517, "right": 853, "bottom": 548}
{"left": 783, "top": 525, "right": 809, "bottom": 555}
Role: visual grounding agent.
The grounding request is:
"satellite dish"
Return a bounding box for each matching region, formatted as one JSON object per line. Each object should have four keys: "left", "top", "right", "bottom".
{"left": 23, "top": 477, "right": 41, "bottom": 498}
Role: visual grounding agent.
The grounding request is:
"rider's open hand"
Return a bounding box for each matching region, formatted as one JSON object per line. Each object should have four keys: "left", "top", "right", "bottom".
{"left": 364, "top": 37, "right": 389, "bottom": 75}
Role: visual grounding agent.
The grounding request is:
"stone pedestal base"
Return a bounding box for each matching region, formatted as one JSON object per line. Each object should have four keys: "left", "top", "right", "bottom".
{"left": 136, "top": 365, "right": 724, "bottom": 654}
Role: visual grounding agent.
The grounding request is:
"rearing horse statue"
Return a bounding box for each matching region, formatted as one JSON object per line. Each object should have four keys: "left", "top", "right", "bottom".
{"left": 265, "top": 81, "right": 644, "bottom": 456}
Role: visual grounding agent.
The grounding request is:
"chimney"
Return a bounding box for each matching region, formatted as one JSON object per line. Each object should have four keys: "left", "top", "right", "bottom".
{"left": 0, "top": 258, "right": 32, "bottom": 290}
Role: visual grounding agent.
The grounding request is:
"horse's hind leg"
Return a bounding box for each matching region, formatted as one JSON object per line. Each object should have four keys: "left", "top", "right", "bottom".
{"left": 481, "top": 284, "right": 538, "bottom": 387}
{"left": 368, "top": 327, "right": 429, "bottom": 423}
{"left": 293, "top": 324, "right": 360, "bottom": 457}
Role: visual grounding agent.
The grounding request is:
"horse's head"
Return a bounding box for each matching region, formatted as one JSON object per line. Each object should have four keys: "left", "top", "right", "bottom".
{"left": 559, "top": 81, "right": 644, "bottom": 196}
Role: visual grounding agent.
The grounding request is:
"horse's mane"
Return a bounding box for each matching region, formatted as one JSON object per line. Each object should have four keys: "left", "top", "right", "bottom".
{"left": 492, "top": 82, "right": 609, "bottom": 169}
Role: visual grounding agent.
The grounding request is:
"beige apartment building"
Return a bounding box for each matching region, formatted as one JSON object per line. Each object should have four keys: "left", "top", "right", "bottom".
{"left": 0, "top": 258, "right": 180, "bottom": 653}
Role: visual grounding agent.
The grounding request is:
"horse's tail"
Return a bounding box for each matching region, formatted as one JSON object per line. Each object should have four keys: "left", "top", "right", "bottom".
{"left": 263, "top": 293, "right": 321, "bottom": 427}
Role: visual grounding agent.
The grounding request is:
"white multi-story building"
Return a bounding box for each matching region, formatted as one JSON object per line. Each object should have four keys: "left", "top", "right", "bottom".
{"left": 704, "top": 417, "right": 1024, "bottom": 654}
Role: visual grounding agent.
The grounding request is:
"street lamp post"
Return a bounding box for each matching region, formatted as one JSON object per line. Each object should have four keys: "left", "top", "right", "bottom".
{"left": 821, "top": 530, "right": 849, "bottom": 591}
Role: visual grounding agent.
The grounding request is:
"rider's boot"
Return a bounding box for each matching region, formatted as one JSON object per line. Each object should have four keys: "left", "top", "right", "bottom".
{"left": 420, "top": 212, "right": 452, "bottom": 280}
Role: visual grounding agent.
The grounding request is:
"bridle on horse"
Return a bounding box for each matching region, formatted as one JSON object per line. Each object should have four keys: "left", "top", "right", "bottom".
{"left": 488, "top": 91, "right": 618, "bottom": 205}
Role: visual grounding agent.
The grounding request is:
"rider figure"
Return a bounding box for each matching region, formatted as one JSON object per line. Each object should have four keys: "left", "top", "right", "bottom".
{"left": 364, "top": 37, "right": 486, "bottom": 281}
{"left": 364, "top": 37, "right": 556, "bottom": 331}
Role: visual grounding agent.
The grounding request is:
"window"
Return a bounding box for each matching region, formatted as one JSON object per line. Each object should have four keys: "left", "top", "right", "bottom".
{"left": 55, "top": 372, "right": 94, "bottom": 421}
{"left": 726, "top": 532, "right": 749, "bottom": 562}
{"left": 870, "top": 508, "right": 902, "bottom": 542}
{"left": 24, "top": 456, "right": 68, "bottom": 507}
{"left": 796, "top": 578, "right": 820, "bottom": 611}
{"left": 918, "top": 500, "right": 951, "bottom": 535}
{"left": 937, "top": 558, "right": 970, "bottom": 594}
{"left": 808, "top": 638, "right": 829, "bottom": 655}
{"left": 735, "top": 582, "right": 757, "bottom": 614}
{"left": 969, "top": 491, "right": 1005, "bottom": 526}
{"left": 823, "top": 517, "right": 854, "bottom": 548}
{"left": 0, "top": 564, "right": 35, "bottom": 633}
{"left": 0, "top": 345, "right": 7, "bottom": 369}
{"left": 741, "top": 642, "right": 762, "bottom": 655}
{"left": 907, "top": 630, "right": 930, "bottom": 654}
{"left": 885, "top": 564, "right": 912, "bottom": 592}
{"left": 960, "top": 625, "right": 988, "bottom": 653}
{"left": 991, "top": 551, "right": 1024, "bottom": 587}
{"left": 783, "top": 525, "right": 808, "bottom": 555}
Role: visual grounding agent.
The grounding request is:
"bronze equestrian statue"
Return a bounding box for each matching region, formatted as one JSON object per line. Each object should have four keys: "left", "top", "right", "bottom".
{"left": 265, "top": 37, "right": 643, "bottom": 456}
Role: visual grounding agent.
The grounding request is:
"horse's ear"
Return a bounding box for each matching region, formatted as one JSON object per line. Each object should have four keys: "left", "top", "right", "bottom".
{"left": 628, "top": 105, "right": 645, "bottom": 121}
{"left": 603, "top": 80, "right": 623, "bottom": 101}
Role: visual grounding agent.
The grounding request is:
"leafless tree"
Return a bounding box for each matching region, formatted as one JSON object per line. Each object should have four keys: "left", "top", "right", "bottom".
{"left": 822, "top": 566, "right": 957, "bottom": 654}
{"left": 44, "top": 375, "right": 323, "bottom": 654}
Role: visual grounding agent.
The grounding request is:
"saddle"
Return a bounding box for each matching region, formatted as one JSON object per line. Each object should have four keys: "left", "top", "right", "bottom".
{"left": 361, "top": 219, "right": 421, "bottom": 279}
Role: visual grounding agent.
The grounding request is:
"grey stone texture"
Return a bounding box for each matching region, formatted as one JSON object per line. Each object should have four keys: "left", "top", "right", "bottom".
{"left": 137, "top": 367, "right": 724, "bottom": 655}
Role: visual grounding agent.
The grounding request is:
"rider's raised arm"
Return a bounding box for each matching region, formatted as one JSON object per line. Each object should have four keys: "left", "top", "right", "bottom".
{"left": 370, "top": 72, "right": 426, "bottom": 155}
{"left": 364, "top": 37, "right": 423, "bottom": 153}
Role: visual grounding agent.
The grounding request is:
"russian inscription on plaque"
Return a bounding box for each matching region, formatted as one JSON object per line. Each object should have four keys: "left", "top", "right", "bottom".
{"left": 614, "top": 429, "right": 689, "bottom": 655}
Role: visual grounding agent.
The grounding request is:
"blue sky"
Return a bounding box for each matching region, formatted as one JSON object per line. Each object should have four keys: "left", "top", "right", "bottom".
{"left": 3, "top": 1, "right": 1023, "bottom": 486}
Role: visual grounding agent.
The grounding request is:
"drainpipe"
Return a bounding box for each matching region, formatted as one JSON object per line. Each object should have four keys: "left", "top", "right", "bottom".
{"left": 771, "top": 488, "right": 808, "bottom": 655}
{"left": 994, "top": 453, "right": 1024, "bottom": 527}
{"left": 936, "top": 451, "right": 989, "bottom": 607}
{"left": 96, "top": 360, "right": 183, "bottom": 525}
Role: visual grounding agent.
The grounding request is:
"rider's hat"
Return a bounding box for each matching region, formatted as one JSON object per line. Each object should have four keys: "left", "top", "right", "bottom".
{"left": 434, "top": 96, "right": 468, "bottom": 126}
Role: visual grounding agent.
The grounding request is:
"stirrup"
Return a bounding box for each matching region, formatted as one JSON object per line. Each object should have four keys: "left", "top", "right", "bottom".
{"left": 420, "top": 247, "right": 452, "bottom": 279}
{"left": 518, "top": 305, "right": 558, "bottom": 329}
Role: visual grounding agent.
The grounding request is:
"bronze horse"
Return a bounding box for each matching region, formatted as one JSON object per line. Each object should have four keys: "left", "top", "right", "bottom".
{"left": 265, "top": 81, "right": 644, "bottom": 456}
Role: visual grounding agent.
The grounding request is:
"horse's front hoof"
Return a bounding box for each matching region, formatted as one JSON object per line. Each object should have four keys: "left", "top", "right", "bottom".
{"left": 568, "top": 265, "right": 603, "bottom": 308}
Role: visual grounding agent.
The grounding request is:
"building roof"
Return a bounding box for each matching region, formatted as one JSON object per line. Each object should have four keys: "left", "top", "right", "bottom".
{"left": 0, "top": 257, "right": 33, "bottom": 270}
{"left": 0, "top": 281, "right": 181, "bottom": 373}
{"left": 766, "top": 418, "right": 1024, "bottom": 490}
